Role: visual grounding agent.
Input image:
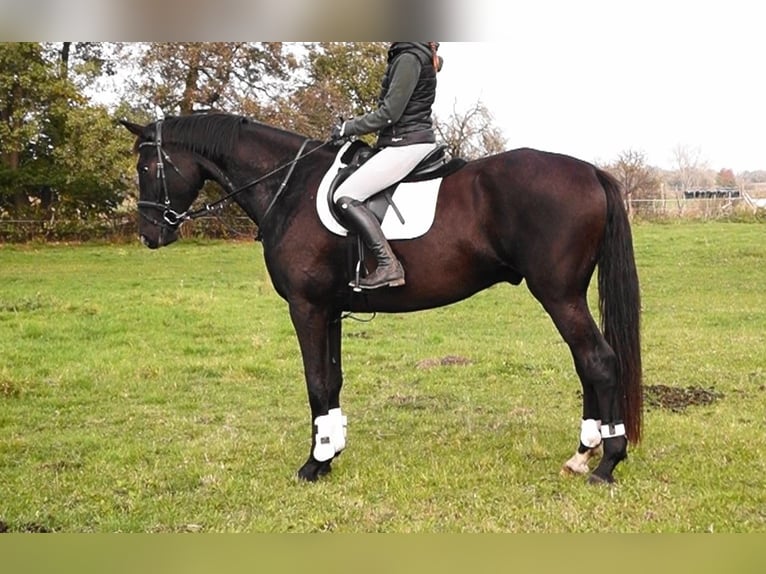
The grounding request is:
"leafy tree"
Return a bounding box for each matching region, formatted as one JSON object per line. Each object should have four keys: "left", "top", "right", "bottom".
{"left": 257, "top": 42, "right": 388, "bottom": 139}
{"left": 133, "top": 42, "right": 296, "bottom": 116}
{"left": 51, "top": 105, "right": 136, "bottom": 218}
{"left": 1, "top": 42, "right": 135, "bottom": 221}
{"left": 715, "top": 168, "right": 736, "bottom": 188}
{"left": 0, "top": 42, "right": 80, "bottom": 213}
{"left": 54, "top": 42, "right": 121, "bottom": 90}
{"left": 270, "top": 43, "right": 507, "bottom": 158}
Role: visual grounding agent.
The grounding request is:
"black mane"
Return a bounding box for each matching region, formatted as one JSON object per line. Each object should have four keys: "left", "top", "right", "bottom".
{"left": 150, "top": 113, "right": 247, "bottom": 160}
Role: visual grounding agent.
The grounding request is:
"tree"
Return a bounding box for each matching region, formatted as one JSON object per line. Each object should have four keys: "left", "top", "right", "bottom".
{"left": 0, "top": 43, "right": 81, "bottom": 212}
{"left": 670, "top": 144, "right": 711, "bottom": 193}
{"left": 1, "top": 42, "right": 135, "bottom": 220}
{"left": 258, "top": 42, "right": 388, "bottom": 139}
{"left": 51, "top": 105, "right": 136, "bottom": 219}
{"left": 434, "top": 100, "right": 506, "bottom": 160}
{"left": 607, "top": 149, "right": 661, "bottom": 216}
{"left": 715, "top": 168, "right": 736, "bottom": 188}
{"left": 133, "top": 42, "right": 296, "bottom": 116}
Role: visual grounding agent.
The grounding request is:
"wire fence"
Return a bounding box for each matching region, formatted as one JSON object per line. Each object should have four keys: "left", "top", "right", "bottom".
{"left": 1, "top": 198, "right": 763, "bottom": 243}
{"left": 629, "top": 196, "right": 764, "bottom": 220}
{"left": 0, "top": 216, "right": 259, "bottom": 243}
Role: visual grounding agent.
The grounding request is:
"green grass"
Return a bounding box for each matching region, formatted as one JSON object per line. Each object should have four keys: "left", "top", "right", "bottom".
{"left": 1, "top": 222, "right": 765, "bottom": 532}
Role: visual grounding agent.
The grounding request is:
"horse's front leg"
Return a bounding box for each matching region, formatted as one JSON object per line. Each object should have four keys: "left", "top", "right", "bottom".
{"left": 289, "top": 301, "right": 344, "bottom": 481}
{"left": 326, "top": 314, "right": 347, "bottom": 455}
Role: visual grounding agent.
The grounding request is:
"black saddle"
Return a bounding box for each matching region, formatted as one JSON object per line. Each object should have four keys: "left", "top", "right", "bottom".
{"left": 327, "top": 141, "right": 467, "bottom": 225}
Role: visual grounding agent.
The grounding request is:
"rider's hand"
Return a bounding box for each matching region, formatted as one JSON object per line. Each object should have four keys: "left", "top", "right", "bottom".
{"left": 330, "top": 122, "right": 346, "bottom": 141}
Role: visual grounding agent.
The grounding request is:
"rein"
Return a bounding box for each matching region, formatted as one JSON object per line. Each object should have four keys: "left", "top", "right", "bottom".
{"left": 137, "top": 119, "right": 332, "bottom": 233}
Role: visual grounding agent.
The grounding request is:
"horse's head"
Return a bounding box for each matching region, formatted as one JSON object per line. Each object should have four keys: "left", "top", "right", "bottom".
{"left": 121, "top": 119, "right": 206, "bottom": 249}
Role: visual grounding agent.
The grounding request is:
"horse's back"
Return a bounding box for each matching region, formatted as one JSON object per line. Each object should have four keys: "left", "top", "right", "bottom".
{"left": 436, "top": 147, "right": 610, "bottom": 287}
{"left": 446, "top": 147, "right": 607, "bottom": 231}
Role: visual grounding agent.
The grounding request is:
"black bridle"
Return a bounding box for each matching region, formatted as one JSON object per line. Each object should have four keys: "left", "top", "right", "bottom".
{"left": 136, "top": 119, "right": 333, "bottom": 233}
{"left": 136, "top": 120, "right": 193, "bottom": 229}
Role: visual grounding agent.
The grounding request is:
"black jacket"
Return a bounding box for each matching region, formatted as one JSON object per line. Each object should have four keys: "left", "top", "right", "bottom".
{"left": 343, "top": 42, "right": 438, "bottom": 147}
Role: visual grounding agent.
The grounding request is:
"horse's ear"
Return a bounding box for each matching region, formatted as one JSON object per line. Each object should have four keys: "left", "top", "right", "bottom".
{"left": 119, "top": 119, "right": 145, "bottom": 137}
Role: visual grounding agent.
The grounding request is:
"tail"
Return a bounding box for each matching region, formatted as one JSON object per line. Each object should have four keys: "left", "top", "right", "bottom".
{"left": 596, "top": 169, "right": 643, "bottom": 443}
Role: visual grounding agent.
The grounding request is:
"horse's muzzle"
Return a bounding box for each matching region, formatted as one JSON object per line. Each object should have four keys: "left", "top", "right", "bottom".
{"left": 140, "top": 234, "right": 159, "bottom": 249}
{"left": 139, "top": 224, "right": 179, "bottom": 249}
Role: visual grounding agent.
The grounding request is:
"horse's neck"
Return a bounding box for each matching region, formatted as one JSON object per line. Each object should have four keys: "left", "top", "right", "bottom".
{"left": 225, "top": 130, "right": 328, "bottom": 233}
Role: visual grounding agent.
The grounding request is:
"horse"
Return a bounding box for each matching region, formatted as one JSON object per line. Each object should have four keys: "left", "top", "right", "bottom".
{"left": 120, "top": 112, "right": 642, "bottom": 484}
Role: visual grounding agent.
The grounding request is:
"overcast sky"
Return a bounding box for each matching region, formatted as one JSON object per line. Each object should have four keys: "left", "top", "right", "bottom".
{"left": 45, "top": 0, "right": 761, "bottom": 172}
{"left": 433, "top": 2, "right": 763, "bottom": 172}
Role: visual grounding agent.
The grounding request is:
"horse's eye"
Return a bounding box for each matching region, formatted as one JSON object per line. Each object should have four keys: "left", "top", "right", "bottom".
{"left": 140, "top": 165, "right": 149, "bottom": 174}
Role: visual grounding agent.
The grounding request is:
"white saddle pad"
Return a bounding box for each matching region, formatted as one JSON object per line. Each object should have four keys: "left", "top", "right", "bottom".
{"left": 316, "top": 141, "right": 442, "bottom": 239}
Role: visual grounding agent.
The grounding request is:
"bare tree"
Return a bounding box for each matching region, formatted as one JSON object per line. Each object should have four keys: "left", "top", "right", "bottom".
{"left": 435, "top": 100, "right": 506, "bottom": 160}
{"left": 607, "top": 149, "right": 661, "bottom": 216}
{"left": 669, "top": 144, "right": 712, "bottom": 213}
{"left": 671, "top": 144, "right": 711, "bottom": 192}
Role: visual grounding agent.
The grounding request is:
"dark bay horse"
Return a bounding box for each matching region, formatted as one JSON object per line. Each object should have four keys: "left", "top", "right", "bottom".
{"left": 120, "top": 112, "right": 642, "bottom": 484}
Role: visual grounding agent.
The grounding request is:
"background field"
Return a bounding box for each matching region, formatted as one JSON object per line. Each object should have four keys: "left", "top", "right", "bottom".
{"left": 1, "top": 222, "right": 765, "bottom": 532}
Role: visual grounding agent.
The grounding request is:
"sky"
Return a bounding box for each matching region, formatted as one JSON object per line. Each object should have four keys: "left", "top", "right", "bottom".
{"left": 14, "top": 0, "right": 760, "bottom": 172}
{"left": 432, "top": 2, "right": 764, "bottom": 172}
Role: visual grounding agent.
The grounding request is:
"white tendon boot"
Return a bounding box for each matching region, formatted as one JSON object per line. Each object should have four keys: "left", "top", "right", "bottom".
{"left": 581, "top": 418, "right": 603, "bottom": 448}
{"left": 328, "top": 408, "right": 347, "bottom": 453}
{"left": 313, "top": 409, "right": 348, "bottom": 462}
{"left": 313, "top": 414, "right": 335, "bottom": 462}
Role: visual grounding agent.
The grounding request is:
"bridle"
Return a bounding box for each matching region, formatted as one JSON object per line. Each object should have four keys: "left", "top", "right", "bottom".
{"left": 136, "top": 119, "right": 333, "bottom": 233}
{"left": 136, "top": 120, "right": 195, "bottom": 229}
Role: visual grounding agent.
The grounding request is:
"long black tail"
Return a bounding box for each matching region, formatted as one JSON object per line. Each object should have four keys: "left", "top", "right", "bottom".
{"left": 596, "top": 169, "right": 643, "bottom": 443}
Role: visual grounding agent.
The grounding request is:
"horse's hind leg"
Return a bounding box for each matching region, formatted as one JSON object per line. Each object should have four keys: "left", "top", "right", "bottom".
{"left": 537, "top": 296, "right": 628, "bottom": 483}
{"left": 561, "top": 382, "right": 604, "bottom": 476}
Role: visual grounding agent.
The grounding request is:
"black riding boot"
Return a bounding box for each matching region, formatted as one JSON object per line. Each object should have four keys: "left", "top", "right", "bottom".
{"left": 335, "top": 197, "right": 405, "bottom": 290}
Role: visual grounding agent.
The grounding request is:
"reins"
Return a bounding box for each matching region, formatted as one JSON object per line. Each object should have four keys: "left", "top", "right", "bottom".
{"left": 184, "top": 138, "right": 320, "bottom": 226}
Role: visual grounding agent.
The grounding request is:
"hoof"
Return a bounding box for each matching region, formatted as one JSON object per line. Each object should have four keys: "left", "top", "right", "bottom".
{"left": 297, "top": 458, "right": 332, "bottom": 482}
{"left": 560, "top": 450, "right": 594, "bottom": 476}
{"left": 561, "top": 462, "right": 589, "bottom": 476}
{"left": 587, "top": 472, "right": 615, "bottom": 485}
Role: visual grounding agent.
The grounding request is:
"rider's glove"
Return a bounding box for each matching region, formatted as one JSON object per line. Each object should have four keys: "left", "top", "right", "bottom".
{"left": 330, "top": 122, "right": 346, "bottom": 141}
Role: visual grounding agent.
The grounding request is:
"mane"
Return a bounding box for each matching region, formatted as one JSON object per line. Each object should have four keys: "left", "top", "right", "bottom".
{"left": 143, "top": 112, "right": 314, "bottom": 160}
{"left": 151, "top": 113, "right": 248, "bottom": 160}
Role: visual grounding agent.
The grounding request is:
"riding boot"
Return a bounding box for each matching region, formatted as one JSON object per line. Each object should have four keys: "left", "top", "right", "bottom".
{"left": 335, "top": 197, "right": 405, "bottom": 289}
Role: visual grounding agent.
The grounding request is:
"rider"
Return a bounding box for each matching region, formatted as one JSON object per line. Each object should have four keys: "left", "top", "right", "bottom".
{"left": 331, "top": 42, "right": 443, "bottom": 290}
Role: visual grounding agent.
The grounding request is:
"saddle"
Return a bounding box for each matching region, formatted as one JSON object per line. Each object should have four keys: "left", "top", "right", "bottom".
{"left": 326, "top": 140, "right": 466, "bottom": 225}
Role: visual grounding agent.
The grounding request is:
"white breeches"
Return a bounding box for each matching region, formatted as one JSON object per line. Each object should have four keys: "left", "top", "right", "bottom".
{"left": 332, "top": 143, "right": 439, "bottom": 203}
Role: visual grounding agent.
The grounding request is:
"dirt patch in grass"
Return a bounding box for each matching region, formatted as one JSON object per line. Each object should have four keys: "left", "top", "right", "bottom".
{"left": 0, "top": 520, "right": 51, "bottom": 533}
{"left": 0, "top": 379, "right": 22, "bottom": 398}
{"left": 416, "top": 355, "right": 472, "bottom": 369}
{"left": 645, "top": 384, "right": 723, "bottom": 412}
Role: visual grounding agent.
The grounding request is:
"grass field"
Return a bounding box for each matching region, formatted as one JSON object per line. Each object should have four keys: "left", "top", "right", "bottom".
{"left": 1, "top": 222, "right": 765, "bottom": 532}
